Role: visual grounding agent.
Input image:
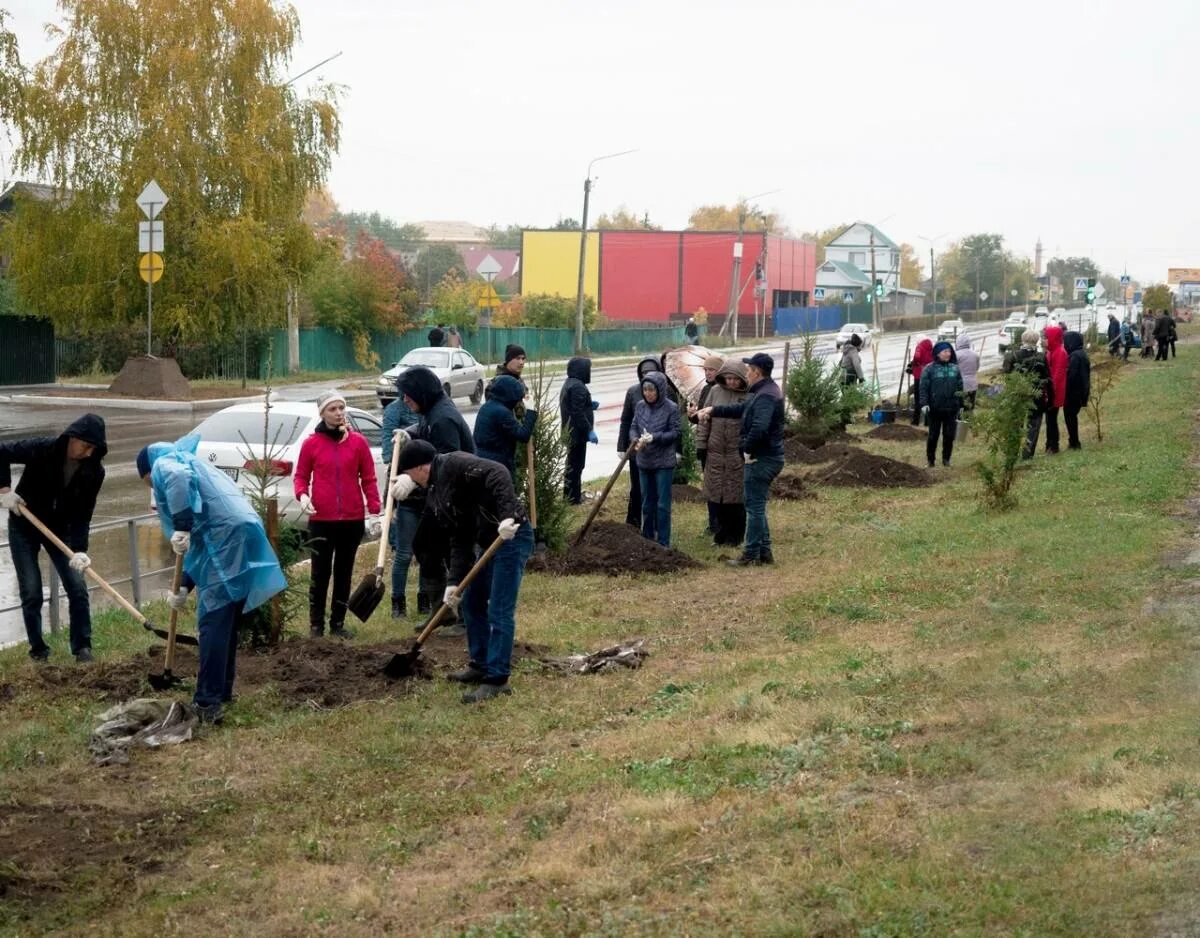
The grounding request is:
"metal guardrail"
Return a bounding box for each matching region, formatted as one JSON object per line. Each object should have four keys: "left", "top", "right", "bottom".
{"left": 0, "top": 512, "right": 173, "bottom": 633}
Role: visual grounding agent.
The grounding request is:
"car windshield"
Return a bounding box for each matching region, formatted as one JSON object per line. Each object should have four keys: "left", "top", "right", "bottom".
{"left": 400, "top": 350, "right": 449, "bottom": 368}
{"left": 193, "top": 410, "right": 309, "bottom": 446}
{"left": 843, "top": 324, "right": 868, "bottom": 332}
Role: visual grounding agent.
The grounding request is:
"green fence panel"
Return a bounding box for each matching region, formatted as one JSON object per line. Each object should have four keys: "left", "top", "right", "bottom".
{"left": 0, "top": 316, "right": 55, "bottom": 385}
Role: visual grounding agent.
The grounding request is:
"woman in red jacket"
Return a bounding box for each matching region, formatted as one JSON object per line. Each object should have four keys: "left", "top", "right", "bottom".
{"left": 1042, "top": 324, "right": 1068, "bottom": 454}
{"left": 294, "top": 392, "right": 382, "bottom": 638}
{"left": 907, "top": 338, "right": 934, "bottom": 425}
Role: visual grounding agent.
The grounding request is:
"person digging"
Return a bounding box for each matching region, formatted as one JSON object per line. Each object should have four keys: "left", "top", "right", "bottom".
{"left": 137, "top": 436, "right": 287, "bottom": 725}
{"left": 0, "top": 414, "right": 107, "bottom": 663}
{"left": 391, "top": 440, "right": 532, "bottom": 704}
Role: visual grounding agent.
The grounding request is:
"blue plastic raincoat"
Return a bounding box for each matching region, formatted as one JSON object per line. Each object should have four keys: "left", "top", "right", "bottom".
{"left": 146, "top": 434, "right": 286, "bottom": 618}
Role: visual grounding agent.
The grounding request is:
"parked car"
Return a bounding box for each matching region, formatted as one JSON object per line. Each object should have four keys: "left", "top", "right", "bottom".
{"left": 190, "top": 401, "right": 386, "bottom": 527}
{"left": 376, "top": 347, "right": 486, "bottom": 407}
{"left": 834, "top": 323, "right": 873, "bottom": 350}
{"left": 1006, "top": 310, "right": 1026, "bottom": 324}
{"left": 1034, "top": 305, "right": 1050, "bottom": 318}
{"left": 936, "top": 318, "right": 965, "bottom": 341}
{"left": 1105, "top": 301, "right": 1118, "bottom": 312}
{"left": 997, "top": 321, "right": 1026, "bottom": 354}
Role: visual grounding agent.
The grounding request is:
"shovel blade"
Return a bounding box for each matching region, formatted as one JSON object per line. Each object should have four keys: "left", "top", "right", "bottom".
{"left": 347, "top": 574, "right": 384, "bottom": 623}
{"left": 147, "top": 669, "right": 181, "bottom": 691}
{"left": 383, "top": 647, "right": 421, "bottom": 680}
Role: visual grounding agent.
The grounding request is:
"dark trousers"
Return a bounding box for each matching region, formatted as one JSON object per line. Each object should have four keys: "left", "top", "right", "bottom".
{"left": 639, "top": 467, "right": 673, "bottom": 547}
{"left": 926, "top": 410, "right": 958, "bottom": 465}
{"left": 1024, "top": 410, "right": 1045, "bottom": 458}
{"left": 1064, "top": 404, "right": 1083, "bottom": 449}
{"left": 307, "top": 519, "right": 364, "bottom": 630}
{"left": 8, "top": 516, "right": 91, "bottom": 657}
{"left": 624, "top": 457, "right": 642, "bottom": 526}
{"left": 713, "top": 502, "right": 746, "bottom": 546}
{"left": 1045, "top": 407, "right": 1061, "bottom": 453}
{"left": 1170, "top": 338, "right": 1177, "bottom": 358}
{"left": 564, "top": 438, "right": 586, "bottom": 504}
{"left": 1156, "top": 339, "right": 1169, "bottom": 360}
{"left": 743, "top": 456, "right": 784, "bottom": 559}
{"left": 462, "top": 523, "right": 534, "bottom": 683}
{"left": 195, "top": 598, "right": 244, "bottom": 709}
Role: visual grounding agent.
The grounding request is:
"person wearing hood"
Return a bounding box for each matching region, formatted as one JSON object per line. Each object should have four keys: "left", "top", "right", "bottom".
{"left": 689, "top": 354, "right": 725, "bottom": 533}
{"left": 1106, "top": 314, "right": 1121, "bottom": 356}
{"left": 1140, "top": 310, "right": 1155, "bottom": 359}
{"left": 630, "top": 371, "right": 681, "bottom": 546}
{"left": 1043, "top": 324, "right": 1068, "bottom": 454}
{"left": 395, "top": 365, "right": 475, "bottom": 625}
{"left": 919, "top": 341, "right": 964, "bottom": 467}
{"left": 1063, "top": 330, "right": 1091, "bottom": 450}
{"left": 954, "top": 334, "right": 980, "bottom": 410}
{"left": 685, "top": 317, "right": 700, "bottom": 344}
{"left": 427, "top": 324, "right": 446, "bottom": 347}
{"left": 619, "top": 356, "right": 665, "bottom": 527}
{"left": 446, "top": 326, "right": 462, "bottom": 349}
{"left": 484, "top": 345, "right": 528, "bottom": 412}
{"left": 700, "top": 361, "right": 750, "bottom": 546}
{"left": 1010, "top": 329, "right": 1052, "bottom": 458}
{"left": 907, "top": 338, "right": 935, "bottom": 424}
{"left": 1119, "top": 319, "right": 1134, "bottom": 361}
{"left": 1154, "top": 309, "right": 1174, "bottom": 361}
{"left": 294, "top": 392, "right": 382, "bottom": 639}
{"left": 381, "top": 391, "right": 419, "bottom": 619}
{"left": 138, "top": 436, "right": 286, "bottom": 724}
{"left": 559, "top": 356, "right": 596, "bottom": 505}
{"left": 840, "top": 334, "right": 865, "bottom": 384}
{"left": 392, "top": 441, "right": 532, "bottom": 704}
{"left": 0, "top": 414, "right": 107, "bottom": 662}
{"left": 473, "top": 375, "right": 537, "bottom": 481}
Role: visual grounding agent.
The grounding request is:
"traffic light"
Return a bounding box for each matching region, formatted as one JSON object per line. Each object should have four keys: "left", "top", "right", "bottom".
{"left": 874, "top": 278, "right": 884, "bottom": 298}
{"left": 1086, "top": 277, "right": 1096, "bottom": 305}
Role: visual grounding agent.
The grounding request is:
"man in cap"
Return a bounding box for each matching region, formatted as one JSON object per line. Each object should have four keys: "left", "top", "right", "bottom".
{"left": 391, "top": 440, "right": 533, "bottom": 703}
{"left": 0, "top": 414, "right": 107, "bottom": 662}
{"left": 484, "top": 344, "right": 528, "bottom": 411}
{"left": 697, "top": 352, "right": 785, "bottom": 566}
{"left": 137, "top": 436, "right": 286, "bottom": 724}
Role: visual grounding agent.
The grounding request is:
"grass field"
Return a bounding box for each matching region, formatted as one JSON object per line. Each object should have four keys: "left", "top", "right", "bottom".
{"left": 2, "top": 347, "right": 1199, "bottom": 936}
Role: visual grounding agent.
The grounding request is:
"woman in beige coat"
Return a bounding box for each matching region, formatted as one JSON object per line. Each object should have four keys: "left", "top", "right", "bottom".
{"left": 699, "top": 360, "right": 750, "bottom": 546}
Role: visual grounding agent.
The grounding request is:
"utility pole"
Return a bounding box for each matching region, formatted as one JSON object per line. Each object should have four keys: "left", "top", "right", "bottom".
{"left": 975, "top": 255, "right": 981, "bottom": 313}
{"left": 929, "top": 244, "right": 937, "bottom": 315}
{"left": 869, "top": 227, "right": 880, "bottom": 331}
{"left": 726, "top": 203, "right": 746, "bottom": 342}
{"left": 574, "top": 149, "right": 637, "bottom": 355}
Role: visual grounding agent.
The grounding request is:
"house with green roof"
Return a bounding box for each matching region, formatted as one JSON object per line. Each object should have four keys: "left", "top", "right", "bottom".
{"left": 815, "top": 221, "right": 924, "bottom": 315}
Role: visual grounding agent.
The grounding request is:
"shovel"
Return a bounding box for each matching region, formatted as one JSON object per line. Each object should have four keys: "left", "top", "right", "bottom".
{"left": 572, "top": 441, "right": 639, "bottom": 547}
{"left": 383, "top": 534, "right": 506, "bottom": 679}
{"left": 526, "top": 437, "right": 538, "bottom": 529}
{"left": 347, "top": 433, "right": 404, "bottom": 623}
{"left": 18, "top": 506, "right": 198, "bottom": 645}
{"left": 148, "top": 553, "right": 186, "bottom": 690}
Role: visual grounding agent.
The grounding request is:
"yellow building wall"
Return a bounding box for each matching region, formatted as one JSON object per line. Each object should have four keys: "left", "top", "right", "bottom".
{"left": 521, "top": 230, "right": 599, "bottom": 301}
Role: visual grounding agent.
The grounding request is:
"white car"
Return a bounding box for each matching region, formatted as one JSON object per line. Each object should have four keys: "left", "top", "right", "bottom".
{"left": 1106, "top": 301, "right": 1118, "bottom": 312}
{"left": 191, "top": 401, "right": 386, "bottom": 527}
{"left": 1034, "top": 305, "right": 1050, "bottom": 318}
{"left": 377, "top": 347, "right": 486, "bottom": 407}
{"left": 834, "top": 323, "right": 873, "bottom": 350}
{"left": 936, "top": 319, "right": 965, "bottom": 341}
{"left": 1051, "top": 307, "right": 1067, "bottom": 323}
{"left": 1006, "top": 310, "right": 1026, "bottom": 324}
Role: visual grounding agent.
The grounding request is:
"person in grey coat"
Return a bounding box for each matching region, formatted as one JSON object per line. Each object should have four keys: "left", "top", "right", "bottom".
{"left": 954, "top": 333, "right": 980, "bottom": 410}
{"left": 630, "top": 371, "right": 680, "bottom": 547}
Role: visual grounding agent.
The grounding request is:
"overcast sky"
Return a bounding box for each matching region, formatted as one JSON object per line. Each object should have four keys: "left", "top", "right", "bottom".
{"left": 4, "top": 0, "right": 1196, "bottom": 282}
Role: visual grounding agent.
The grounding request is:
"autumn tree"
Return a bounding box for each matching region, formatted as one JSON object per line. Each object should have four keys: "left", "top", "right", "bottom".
{"left": 1141, "top": 284, "right": 1173, "bottom": 311}
{"left": 413, "top": 243, "right": 465, "bottom": 304}
{"left": 0, "top": 0, "right": 339, "bottom": 350}
{"left": 799, "top": 222, "right": 852, "bottom": 265}
{"left": 595, "top": 205, "right": 660, "bottom": 230}
{"left": 688, "top": 202, "right": 783, "bottom": 233}
{"left": 334, "top": 211, "right": 425, "bottom": 251}
{"left": 899, "top": 243, "right": 924, "bottom": 290}
{"left": 485, "top": 223, "right": 525, "bottom": 249}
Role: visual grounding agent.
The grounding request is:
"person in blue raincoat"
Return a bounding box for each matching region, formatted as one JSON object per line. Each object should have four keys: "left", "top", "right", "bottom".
{"left": 136, "top": 435, "right": 286, "bottom": 724}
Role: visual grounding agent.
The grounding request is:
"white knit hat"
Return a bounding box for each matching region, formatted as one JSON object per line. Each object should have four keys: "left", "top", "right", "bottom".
{"left": 316, "top": 390, "right": 347, "bottom": 415}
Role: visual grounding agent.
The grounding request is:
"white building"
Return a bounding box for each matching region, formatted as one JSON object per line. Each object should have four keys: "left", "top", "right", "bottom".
{"left": 816, "top": 221, "right": 924, "bottom": 316}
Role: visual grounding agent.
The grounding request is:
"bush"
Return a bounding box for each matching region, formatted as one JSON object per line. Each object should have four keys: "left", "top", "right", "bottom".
{"left": 784, "top": 333, "right": 871, "bottom": 440}
{"left": 675, "top": 416, "right": 701, "bottom": 485}
{"left": 516, "top": 360, "right": 572, "bottom": 553}
{"left": 974, "top": 371, "right": 1038, "bottom": 511}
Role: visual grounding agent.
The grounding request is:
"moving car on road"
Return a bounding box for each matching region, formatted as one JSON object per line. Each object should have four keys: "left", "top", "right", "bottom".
{"left": 834, "top": 323, "right": 873, "bottom": 350}
{"left": 376, "top": 347, "right": 486, "bottom": 408}
{"left": 997, "top": 320, "right": 1026, "bottom": 354}
{"left": 936, "top": 319, "right": 965, "bottom": 341}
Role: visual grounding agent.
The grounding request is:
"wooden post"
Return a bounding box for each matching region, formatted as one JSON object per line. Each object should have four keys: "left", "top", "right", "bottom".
{"left": 780, "top": 340, "right": 791, "bottom": 415}
{"left": 266, "top": 496, "right": 282, "bottom": 644}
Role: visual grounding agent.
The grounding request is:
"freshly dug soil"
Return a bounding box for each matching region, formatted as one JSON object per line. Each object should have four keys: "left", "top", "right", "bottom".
{"left": 771, "top": 472, "right": 815, "bottom": 500}
{"left": 530, "top": 520, "right": 701, "bottom": 576}
{"left": 107, "top": 356, "right": 191, "bottom": 399}
{"left": 809, "top": 451, "right": 932, "bottom": 489}
{"left": 671, "top": 484, "right": 706, "bottom": 503}
{"left": 784, "top": 438, "right": 869, "bottom": 465}
{"left": 867, "top": 423, "right": 928, "bottom": 442}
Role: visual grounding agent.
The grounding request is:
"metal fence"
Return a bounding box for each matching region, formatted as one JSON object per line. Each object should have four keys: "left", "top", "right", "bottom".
{"left": 0, "top": 316, "right": 55, "bottom": 385}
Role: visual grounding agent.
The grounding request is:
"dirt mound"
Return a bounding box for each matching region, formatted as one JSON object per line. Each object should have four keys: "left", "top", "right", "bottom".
{"left": 868, "top": 423, "right": 927, "bottom": 442}
{"left": 671, "top": 484, "right": 706, "bottom": 503}
{"left": 785, "top": 438, "right": 868, "bottom": 465}
{"left": 530, "top": 521, "right": 701, "bottom": 576}
{"left": 771, "top": 472, "right": 815, "bottom": 500}
{"left": 107, "top": 355, "right": 191, "bottom": 399}
{"left": 809, "top": 451, "right": 931, "bottom": 489}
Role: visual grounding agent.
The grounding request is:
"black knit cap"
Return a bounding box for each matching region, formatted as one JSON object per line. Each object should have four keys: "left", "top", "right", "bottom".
{"left": 504, "top": 344, "right": 526, "bottom": 365}
{"left": 398, "top": 439, "right": 436, "bottom": 471}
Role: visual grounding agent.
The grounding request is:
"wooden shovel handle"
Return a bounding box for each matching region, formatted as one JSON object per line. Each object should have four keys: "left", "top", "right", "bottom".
{"left": 413, "top": 535, "right": 506, "bottom": 646}
{"left": 164, "top": 553, "right": 185, "bottom": 671}
{"left": 375, "top": 431, "right": 406, "bottom": 570}
{"left": 526, "top": 438, "right": 538, "bottom": 529}
{"left": 573, "top": 442, "right": 638, "bottom": 547}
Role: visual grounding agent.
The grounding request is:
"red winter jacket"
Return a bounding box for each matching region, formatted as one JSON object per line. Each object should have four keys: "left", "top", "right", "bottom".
{"left": 910, "top": 339, "right": 935, "bottom": 383}
{"left": 1044, "top": 325, "right": 1068, "bottom": 409}
{"left": 294, "top": 427, "right": 381, "bottom": 521}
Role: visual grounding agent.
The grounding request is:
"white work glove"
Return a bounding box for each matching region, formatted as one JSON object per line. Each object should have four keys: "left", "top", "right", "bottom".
{"left": 392, "top": 428, "right": 411, "bottom": 447}
{"left": 921, "top": 405, "right": 930, "bottom": 417}
{"left": 365, "top": 515, "right": 382, "bottom": 539}
{"left": 743, "top": 454, "right": 757, "bottom": 465}
{"left": 167, "top": 588, "right": 189, "bottom": 611}
{"left": 298, "top": 493, "right": 315, "bottom": 515}
{"left": 442, "top": 585, "right": 461, "bottom": 610}
{"left": 497, "top": 517, "right": 520, "bottom": 541}
{"left": 390, "top": 474, "right": 417, "bottom": 501}
{"left": 170, "top": 531, "right": 191, "bottom": 555}
{"left": 0, "top": 490, "right": 23, "bottom": 515}
{"left": 637, "top": 432, "right": 653, "bottom": 449}
{"left": 68, "top": 552, "right": 91, "bottom": 573}
{"left": 676, "top": 453, "right": 683, "bottom": 466}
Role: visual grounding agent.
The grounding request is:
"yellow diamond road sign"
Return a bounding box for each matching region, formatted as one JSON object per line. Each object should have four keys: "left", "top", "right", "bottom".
{"left": 139, "top": 252, "right": 164, "bottom": 284}
{"left": 477, "top": 284, "right": 501, "bottom": 309}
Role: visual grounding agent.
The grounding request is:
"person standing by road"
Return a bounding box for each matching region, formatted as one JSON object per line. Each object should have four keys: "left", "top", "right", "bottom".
{"left": 446, "top": 327, "right": 463, "bottom": 349}
{"left": 630, "top": 371, "right": 681, "bottom": 547}
{"left": 392, "top": 441, "right": 533, "bottom": 703}
{"left": 954, "top": 333, "right": 980, "bottom": 410}
{"left": 294, "top": 392, "right": 382, "bottom": 639}
{"left": 840, "top": 334, "right": 864, "bottom": 384}
{"left": 485, "top": 344, "right": 528, "bottom": 405}
{"left": 1043, "top": 324, "right": 1068, "bottom": 454}
{"left": 0, "top": 414, "right": 107, "bottom": 663}
{"left": 698, "top": 352, "right": 785, "bottom": 567}
{"left": 1140, "top": 310, "right": 1155, "bottom": 359}
{"left": 1154, "top": 309, "right": 1174, "bottom": 361}
{"left": 473, "top": 375, "right": 537, "bottom": 481}
{"left": 1106, "top": 313, "right": 1121, "bottom": 356}
{"left": 382, "top": 391, "right": 419, "bottom": 619}
{"left": 1010, "top": 329, "right": 1052, "bottom": 458}
{"left": 427, "top": 324, "right": 446, "bottom": 347}
{"left": 1063, "top": 330, "right": 1091, "bottom": 450}
{"left": 919, "top": 342, "right": 964, "bottom": 468}
{"left": 138, "top": 436, "right": 286, "bottom": 724}
{"left": 700, "top": 360, "right": 750, "bottom": 547}
{"left": 559, "top": 356, "right": 596, "bottom": 505}
{"left": 685, "top": 317, "right": 700, "bottom": 345}
{"left": 907, "top": 338, "right": 934, "bottom": 424}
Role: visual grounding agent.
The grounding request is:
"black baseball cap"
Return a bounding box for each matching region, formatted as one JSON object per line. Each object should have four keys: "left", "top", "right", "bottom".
{"left": 742, "top": 352, "right": 774, "bottom": 374}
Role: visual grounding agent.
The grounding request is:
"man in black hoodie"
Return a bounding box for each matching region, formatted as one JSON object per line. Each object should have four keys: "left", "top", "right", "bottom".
{"left": 559, "top": 356, "right": 596, "bottom": 505}
{"left": 1063, "top": 330, "right": 1091, "bottom": 450}
{"left": 0, "top": 414, "right": 107, "bottom": 662}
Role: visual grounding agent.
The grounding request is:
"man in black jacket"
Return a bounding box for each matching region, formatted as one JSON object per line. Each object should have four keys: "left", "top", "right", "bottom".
{"left": 1154, "top": 310, "right": 1174, "bottom": 362}
{"left": 427, "top": 324, "right": 446, "bottom": 347}
{"left": 0, "top": 414, "right": 107, "bottom": 661}
{"left": 698, "top": 353, "right": 785, "bottom": 566}
{"left": 559, "top": 356, "right": 597, "bottom": 505}
{"left": 393, "top": 441, "right": 533, "bottom": 703}
{"left": 1063, "top": 330, "right": 1091, "bottom": 450}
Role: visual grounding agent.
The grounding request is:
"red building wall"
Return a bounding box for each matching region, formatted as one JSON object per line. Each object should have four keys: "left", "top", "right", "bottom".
{"left": 598, "top": 231, "right": 679, "bottom": 322}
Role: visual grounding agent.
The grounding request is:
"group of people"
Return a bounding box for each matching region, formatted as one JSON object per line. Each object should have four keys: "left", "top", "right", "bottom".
{"left": 1106, "top": 309, "right": 1177, "bottom": 362}
{"left": 425, "top": 323, "right": 463, "bottom": 348}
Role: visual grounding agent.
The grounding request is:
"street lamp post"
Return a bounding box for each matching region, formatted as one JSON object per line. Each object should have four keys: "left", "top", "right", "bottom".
{"left": 917, "top": 232, "right": 947, "bottom": 318}
{"left": 574, "top": 149, "right": 637, "bottom": 354}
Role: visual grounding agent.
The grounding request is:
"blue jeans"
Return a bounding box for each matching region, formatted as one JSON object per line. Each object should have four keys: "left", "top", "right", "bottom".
{"left": 743, "top": 456, "right": 784, "bottom": 559}
{"left": 639, "top": 467, "right": 673, "bottom": 547}
{"left": 390, "top": 504, "right": 420, "bottom": 601}
{"left": 195, "top": 597, "right": 244, "bottom": 709}
{"left": 8, "top": 516, "right": 91, "bottom": 658}
{"left": 462, "top": 523, "right": 535, "bottom": 683}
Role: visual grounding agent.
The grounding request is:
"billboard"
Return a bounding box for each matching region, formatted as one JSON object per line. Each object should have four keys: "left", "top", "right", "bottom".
{"left": 1167, "top": 268, "right": 1200, "bottom": 284}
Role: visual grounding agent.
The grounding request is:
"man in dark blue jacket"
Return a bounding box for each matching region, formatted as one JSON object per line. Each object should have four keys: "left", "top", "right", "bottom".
{"left": 559, "top": 357, "right": 597, "bottom": 505}
{"left": 381, "top": 393, "right": 419, "bottom": 619}
{"left": 0, "top": 414, "right": 107, "bottom": 662}
{"left": 473, "top": 375, "right": 537, "bottom": 481}
{"left": 698, "top": 353, "right": 784, "bottom": 566}
{"left": 618, "top": 356, "right": 663, "bottom": 527}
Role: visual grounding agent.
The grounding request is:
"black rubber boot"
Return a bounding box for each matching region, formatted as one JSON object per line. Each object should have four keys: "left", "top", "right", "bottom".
{"left": 309, "top": 623, "right": 324, "bottom": 638}
{"left": 391, "top": 595, "right": 406, "bottom": 619}
{"left": 448, "top": 665, "right": 486, "bottom": 684}
{"left": 416, "top": 591, "right": 431, "bottom": 615}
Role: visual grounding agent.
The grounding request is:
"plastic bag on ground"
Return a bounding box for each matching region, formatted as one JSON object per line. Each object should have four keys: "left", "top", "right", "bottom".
{"left": 89, "top": 698, "right": 197, "bottom": 765}
{"left": 539, "top": 640, "right": 648, "bottom": 675}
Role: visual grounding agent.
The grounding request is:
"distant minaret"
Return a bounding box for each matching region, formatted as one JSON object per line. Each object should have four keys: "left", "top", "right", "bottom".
{"left": 1034, "top": 237, "right": 1044, "bottom": 277}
